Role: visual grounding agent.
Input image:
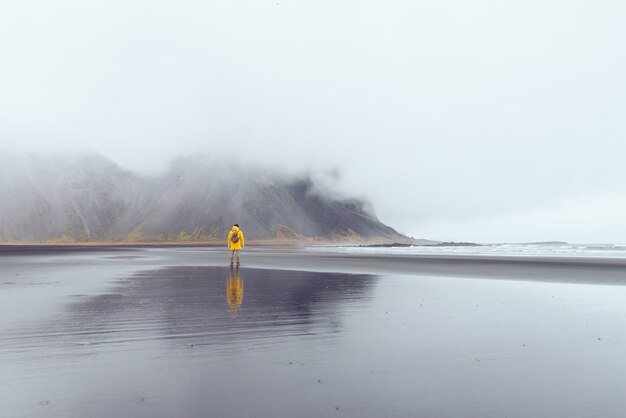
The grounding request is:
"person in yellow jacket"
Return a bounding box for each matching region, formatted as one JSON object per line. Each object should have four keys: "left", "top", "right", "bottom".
{"left": 227, "top": 224, "right": 245, "bottom": 266}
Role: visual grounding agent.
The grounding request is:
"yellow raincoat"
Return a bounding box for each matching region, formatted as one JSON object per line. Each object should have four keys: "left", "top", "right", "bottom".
{"left": 227, "top": 226, "right": 245, "bottom": 250}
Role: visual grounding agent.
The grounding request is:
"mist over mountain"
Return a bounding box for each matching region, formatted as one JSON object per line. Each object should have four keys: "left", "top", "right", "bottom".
{"left": 0, "top": 153, "right": 409, "bottom": 243}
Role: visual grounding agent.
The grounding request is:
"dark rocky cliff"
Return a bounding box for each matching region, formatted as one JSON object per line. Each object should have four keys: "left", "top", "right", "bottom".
{"left": 0, "top": 154, "right": 408, "bottom": 243}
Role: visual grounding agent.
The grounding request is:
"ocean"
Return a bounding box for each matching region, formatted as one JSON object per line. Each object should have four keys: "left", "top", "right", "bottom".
{"left": 325, "top": 243, "right": 626, "bottom": 259}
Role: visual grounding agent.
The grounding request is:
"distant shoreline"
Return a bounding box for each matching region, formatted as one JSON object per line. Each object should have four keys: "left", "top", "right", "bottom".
{"left": 2, "top": 246, "right": 626, "bottom": 286}
{"left": 1, "top": 242, "right": 625, "bottom": 264}
{"left": 357, "top": 241, "right": 479, "bottom": 248}
{"left": 0, "top": 241, "right": 306, "bottom": 254}
{"left": 0, "top": 237, "right": 427, "bottom": 252}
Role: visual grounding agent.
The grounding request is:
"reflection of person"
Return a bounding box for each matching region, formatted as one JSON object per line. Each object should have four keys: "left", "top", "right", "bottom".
{"left": 227, "top": 224, "right": 245, "bottom": 266}
{"left": 227, "top": 265, "right": 244, "bottom": 318}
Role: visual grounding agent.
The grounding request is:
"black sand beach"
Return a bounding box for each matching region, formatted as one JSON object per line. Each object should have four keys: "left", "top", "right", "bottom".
{"left": 2, "top": 246, "right": 626, "bottom": 417}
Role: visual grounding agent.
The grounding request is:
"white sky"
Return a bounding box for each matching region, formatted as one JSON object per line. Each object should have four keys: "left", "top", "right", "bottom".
{"left": 1, "top": 0, "right": 625, "bottom": 243}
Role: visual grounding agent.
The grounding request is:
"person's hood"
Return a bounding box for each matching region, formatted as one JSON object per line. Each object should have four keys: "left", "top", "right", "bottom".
{"left": 232, "top": 226, "right": 239, "bottom": 233}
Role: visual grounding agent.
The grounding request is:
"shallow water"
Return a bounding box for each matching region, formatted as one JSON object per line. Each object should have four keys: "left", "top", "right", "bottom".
{"left": 2, "top": 249, "right": 626, "bottom": 417}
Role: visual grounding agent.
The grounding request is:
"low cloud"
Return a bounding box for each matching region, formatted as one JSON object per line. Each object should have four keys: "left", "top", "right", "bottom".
{"left": 1, "top": 0, "right": 624, "bottom": 242}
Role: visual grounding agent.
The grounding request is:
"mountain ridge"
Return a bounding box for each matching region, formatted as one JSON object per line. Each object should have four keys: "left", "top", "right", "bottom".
{"left": 0, "top": 153, "right": 416, "bottom": 244}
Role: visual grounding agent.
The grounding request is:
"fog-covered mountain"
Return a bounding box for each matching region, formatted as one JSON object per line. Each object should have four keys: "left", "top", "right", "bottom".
{"left": 0, "top": 153, "right": 410, "bottom": 243}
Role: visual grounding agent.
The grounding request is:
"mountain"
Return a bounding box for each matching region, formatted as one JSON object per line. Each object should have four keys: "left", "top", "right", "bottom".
{"left": 0, "top": 153, "right": 411, "bottom": 243}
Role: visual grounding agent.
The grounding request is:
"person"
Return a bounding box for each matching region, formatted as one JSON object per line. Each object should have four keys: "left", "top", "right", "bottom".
{"left": 227, "top": 224, "right": 245, "bottom": 266}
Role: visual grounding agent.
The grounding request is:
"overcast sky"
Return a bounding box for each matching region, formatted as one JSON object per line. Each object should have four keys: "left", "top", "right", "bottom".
{"left": 1, "top": 0, "right": 625, "bottom": 243}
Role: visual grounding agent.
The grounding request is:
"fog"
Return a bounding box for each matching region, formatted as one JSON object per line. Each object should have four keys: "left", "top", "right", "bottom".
{"left": 1, "top": 0, "right": 625, "bottom": 243}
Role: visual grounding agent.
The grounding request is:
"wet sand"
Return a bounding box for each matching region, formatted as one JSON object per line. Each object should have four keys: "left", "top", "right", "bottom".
{"left": 2, "top": 247, "right": 626, "bottom": 417}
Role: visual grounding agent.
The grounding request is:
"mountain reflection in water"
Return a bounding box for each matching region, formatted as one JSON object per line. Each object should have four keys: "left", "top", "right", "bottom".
{"left": 63, "top": 266, "right": 379, "bottom": 350}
